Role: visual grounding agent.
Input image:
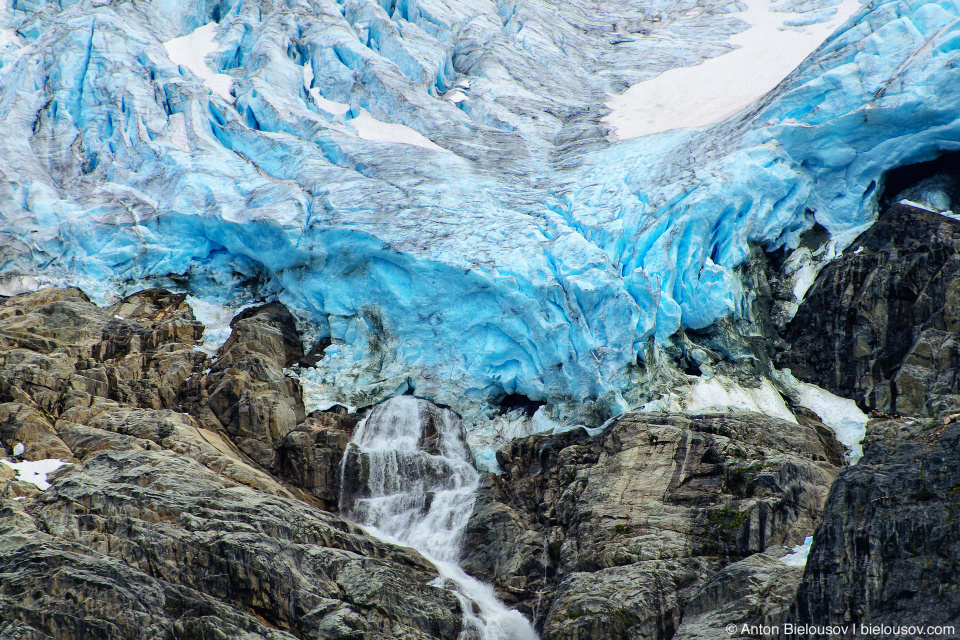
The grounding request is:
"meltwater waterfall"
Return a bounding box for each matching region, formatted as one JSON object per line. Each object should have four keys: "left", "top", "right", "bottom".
{"left": 340, "top": 396, "right": 538, "bottom": 640}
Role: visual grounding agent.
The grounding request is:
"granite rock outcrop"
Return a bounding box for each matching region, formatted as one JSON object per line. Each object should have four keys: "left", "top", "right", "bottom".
{"left": 0, "top": 288, "right": 461, "bottom": 640}
{"left": 462, "top": 411, "right": 844, "bottom": 639}
{"left": 780, "top": 202, "right": 960, "bottom": 418}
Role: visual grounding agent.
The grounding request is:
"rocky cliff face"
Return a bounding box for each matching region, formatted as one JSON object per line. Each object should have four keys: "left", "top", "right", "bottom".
{"left": 0, "top": 285, "right": 851, "bottom": 640}
{"left": 460, "top": 188, "right": 960, "bottom": 640}
{"left": 778, "top": 189, "right": 960, "bottom": 637}
{"left": 8, "top": 178, "right": 960, "bottom": 640}
{"left": 673, "top": 547, "right": 804, "bottom": 640}
{"left": 463, "top": 411, "right": 844, "bottom": 639}
{"left": 790, "top": 417, "right": 960, "bottom": 634}
{"left": 0, "top": 288, "right": 461, "bottom": 639}
{"left": 780, "top": 202, "right": 960, "bottom": 418}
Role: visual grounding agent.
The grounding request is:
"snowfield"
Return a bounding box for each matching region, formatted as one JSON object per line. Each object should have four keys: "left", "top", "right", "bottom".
{"left": 603, "top": 0, "right": 864, "bottom": 139}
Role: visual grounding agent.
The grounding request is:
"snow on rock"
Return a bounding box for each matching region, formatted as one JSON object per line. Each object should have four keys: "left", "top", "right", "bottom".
{"left": 899, "top": 199, "right": 939, "bottom": 214}
{"left": 681, "top": 376, "right": 797, "bottom": 424}
{"left": 163, "top": 22, "right": 234, "bottom": 102}
{"left": 894, "top": 174, "right": 960, "bottom": 219}
{"left": 785, "top": 247, "right": 823, "bottom": 306}
{"left": 779, "top": 370, "right": 868, "bottom": 461}
{"left": 1, "top": 458, "right": 67, "bottom": 490}
{"left": 781, "top": 536, "right": 814, "bottom": 567}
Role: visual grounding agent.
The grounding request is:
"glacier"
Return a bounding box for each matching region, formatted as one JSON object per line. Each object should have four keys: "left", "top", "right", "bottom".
{"left": 3, "top": 0, "right": 960, "bottom": 432}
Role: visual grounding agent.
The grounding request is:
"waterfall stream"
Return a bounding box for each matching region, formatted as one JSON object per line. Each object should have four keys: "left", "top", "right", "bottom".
{"left": 340, "top": 396, "right": 538, "bottom": 640}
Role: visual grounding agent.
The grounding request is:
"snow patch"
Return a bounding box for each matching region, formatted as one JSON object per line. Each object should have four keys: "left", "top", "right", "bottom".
{"left": 0, "top": 28, "right": 26, "bottom": 56}
{"left": 311, "top": 93, "right": 350, "bottom": 117}
{"left": 166, "top": 111, "right": 191, "bottom": 153}
{"left": 163, "top": 22, "right": 234, "bottom": 101}
{"left": 782, "top": 246, "right": 821, "bottom": 305}
{"left": 302, "top": 61, "right": 350, "bottom": 116}
{"left": 781, "top": 370, "right": 868, "bottom": 461}
{"left": 781, "top": 536, "right": 813, "bottom": 567}
{"left": 898, "top": 199, "right": 938, "bottom": 213}
{"left": 1, "top": 458, "right": 67, "bottom": 490}
{"left": 443, "top": 90, "right": 467, "bottom": 104}
{"left": 899, "top": 199, "right": 960, "bottom": 221}
{"left": 603, "top": 0, "right": 863, "bottom": 139}
{"left": 792, "top": 264, "right": 818, "bottom": 303}
{"left": 683, "top": 376, "right": 797, "bottom": 424}
{"left": 0, "top": 30, "right": 19, "bottom": 48}
{"left": 443, "top": 80, "right": 470, "bottom": 104}
{"left": 350, "top": 109, "right": 449, "bottom": 152}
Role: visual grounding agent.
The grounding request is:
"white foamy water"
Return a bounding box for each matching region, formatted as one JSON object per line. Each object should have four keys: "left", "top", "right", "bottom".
{"left": 341, "top": 396, "right": 538, "bottom": 640}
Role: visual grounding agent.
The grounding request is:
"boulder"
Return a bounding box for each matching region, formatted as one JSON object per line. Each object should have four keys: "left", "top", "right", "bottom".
{"left": 206, "top": 303, "right": 306, "bottom": 469}
{"left": 673, "top": 547, "right": 802, "bottom": 640}
{"left": 278, "top": 410, "right": 361, "bottom": 510}
{"left": 0, "top": 449, "right": 462, "bottom": 640}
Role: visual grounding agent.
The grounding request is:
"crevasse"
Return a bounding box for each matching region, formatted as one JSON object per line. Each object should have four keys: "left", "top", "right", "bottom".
{"left": 2, "top": 0, "right": 960, "bottom": 419}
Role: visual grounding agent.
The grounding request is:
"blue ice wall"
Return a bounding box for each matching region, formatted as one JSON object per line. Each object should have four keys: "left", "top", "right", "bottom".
{"left": 2, "top": 0, "right": 960, "bottom": 412}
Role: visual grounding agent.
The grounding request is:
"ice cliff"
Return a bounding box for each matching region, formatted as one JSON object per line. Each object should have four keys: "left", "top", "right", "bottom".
{"left": 2, "top": 0, "right": 960, "bottom": 426}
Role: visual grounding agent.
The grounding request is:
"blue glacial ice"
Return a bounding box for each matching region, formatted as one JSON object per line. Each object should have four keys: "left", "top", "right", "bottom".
{"left": 2, "top": 0, "right": 960, "bottom": 427}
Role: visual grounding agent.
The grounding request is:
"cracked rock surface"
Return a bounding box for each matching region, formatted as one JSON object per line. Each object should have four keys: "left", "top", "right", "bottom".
{"left": 0, "top": 287, "right": 460, "bottom": 640}
{"left": 462, "top": 411, "right": 844, "bottom": 639}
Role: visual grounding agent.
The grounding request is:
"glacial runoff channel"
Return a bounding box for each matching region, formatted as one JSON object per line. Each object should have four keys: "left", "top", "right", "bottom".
{"left": 340, "top": 396, "right": 538, "bottom": 639}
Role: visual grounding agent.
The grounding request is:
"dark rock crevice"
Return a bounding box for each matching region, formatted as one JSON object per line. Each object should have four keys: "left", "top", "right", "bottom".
{"left": 766, "top": 153, "right": 960, "bottom": 637}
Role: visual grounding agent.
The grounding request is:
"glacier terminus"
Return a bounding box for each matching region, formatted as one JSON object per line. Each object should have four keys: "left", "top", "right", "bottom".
{"left": 2, "top": 0, "right": 960, "bottom": 462}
